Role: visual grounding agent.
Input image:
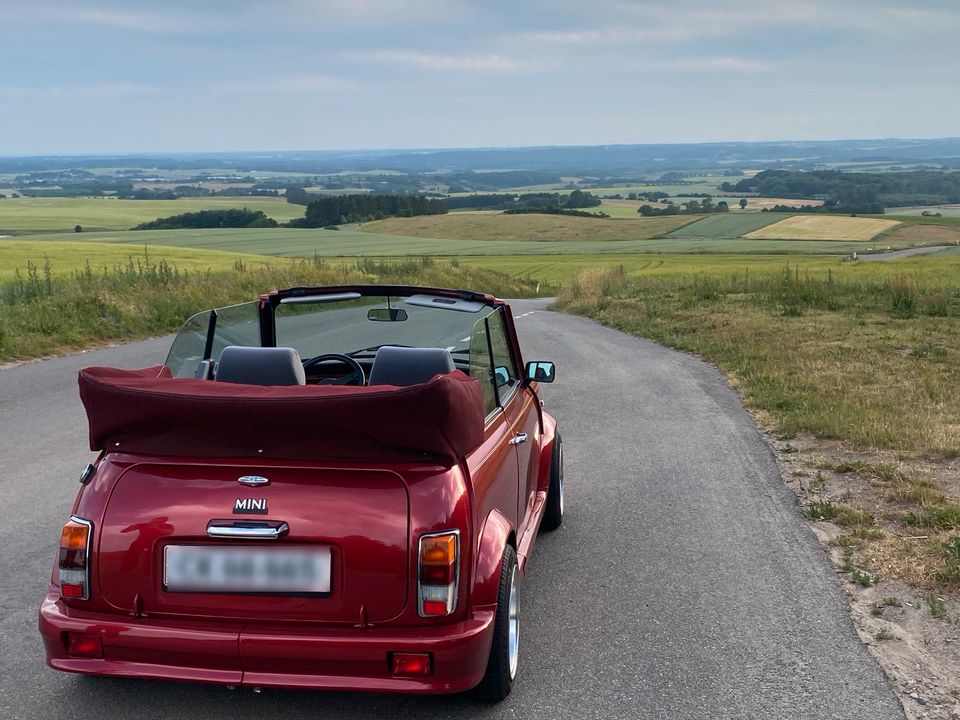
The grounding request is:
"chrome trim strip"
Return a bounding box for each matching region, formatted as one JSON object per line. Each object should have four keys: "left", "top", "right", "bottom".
{"left": 206, "top": 522, "right": 289, "bottom": 540}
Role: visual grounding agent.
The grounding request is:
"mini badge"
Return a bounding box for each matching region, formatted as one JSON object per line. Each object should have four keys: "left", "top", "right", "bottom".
{"left": 238, "top": 475, "right": 270, "bottom": 487}
{"left": 234, "top": 498, "right": 268, "bottom": 515}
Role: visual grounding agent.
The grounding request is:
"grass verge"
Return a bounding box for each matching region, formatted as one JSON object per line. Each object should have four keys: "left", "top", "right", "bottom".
{"left": 555, "top": 261, "right": 960, "bottom": 590}
{"left": 0, "top": 252, "right": 548, "bottom": 363}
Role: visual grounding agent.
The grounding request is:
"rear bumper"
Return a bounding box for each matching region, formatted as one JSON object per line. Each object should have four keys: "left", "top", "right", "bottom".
{"left": 39, "top": 590, "right": 495, "bottom": 693}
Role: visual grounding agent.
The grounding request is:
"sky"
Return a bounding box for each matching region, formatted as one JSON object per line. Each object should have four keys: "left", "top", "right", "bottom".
{"left": 1, "top": 0, "right": 958, "bottom": 155}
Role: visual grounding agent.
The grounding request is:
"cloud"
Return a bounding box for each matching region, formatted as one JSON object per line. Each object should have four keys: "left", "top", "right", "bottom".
{"left": 258, "top": 0, "right": 475, "bottom": 28}
{"left": 663, "top": 57, "right": 773, "bottom": 73}
{"left": 515, "top": 0, "right": 960, "bottom": 47}
{"left": 352, "top": 50, "right": 528, "bottom": 73}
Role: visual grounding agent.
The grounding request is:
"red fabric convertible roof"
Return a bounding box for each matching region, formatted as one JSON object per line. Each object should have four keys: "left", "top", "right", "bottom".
{"left": 79, "top": 366, "right": 485, "bottom": 465}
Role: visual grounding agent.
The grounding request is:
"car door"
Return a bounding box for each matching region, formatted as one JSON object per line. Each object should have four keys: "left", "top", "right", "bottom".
{"left": 485, "top": 309, "right": 541, "bottom": 537}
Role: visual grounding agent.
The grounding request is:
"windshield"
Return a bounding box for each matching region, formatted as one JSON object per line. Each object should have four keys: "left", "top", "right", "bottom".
{"left": 165, "top": 292, "right": 497, "bottom": 378}
{"left": 275, "top": 295, "right": 491, "bottom": 361}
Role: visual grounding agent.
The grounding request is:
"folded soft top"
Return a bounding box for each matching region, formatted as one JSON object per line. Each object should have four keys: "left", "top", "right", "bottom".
{"left": 79, "top": 366, "right": 485, "bottom": 465}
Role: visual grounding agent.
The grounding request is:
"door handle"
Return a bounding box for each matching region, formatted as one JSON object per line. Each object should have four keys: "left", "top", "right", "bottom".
{"left": 206, "top": 521, "right": 289, "bottom": 540}
{"left": 509, "top": 432, "right": 528, "bottom": 445}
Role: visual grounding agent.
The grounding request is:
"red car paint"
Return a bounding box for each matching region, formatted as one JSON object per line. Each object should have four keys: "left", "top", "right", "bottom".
{"left": 40, "top": 285, "right": 559, "bottom": 695}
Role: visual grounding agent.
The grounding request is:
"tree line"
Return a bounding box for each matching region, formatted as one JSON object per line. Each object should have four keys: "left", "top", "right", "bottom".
{"left": 638, "top": 199, "right": 731, "bottom": 216}
{"left": 724, "top": 169, "right": 960, "bottom": 209}
{"left": 133, "top": 209, "right": 278, "bottom": 230}
{"left": 289, "top": 194, "right": 446, "bottom": 227}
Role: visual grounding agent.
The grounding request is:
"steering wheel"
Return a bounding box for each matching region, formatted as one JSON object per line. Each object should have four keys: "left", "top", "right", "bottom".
{"left": 302, "top": 353, "right": 366, "bottom": 386}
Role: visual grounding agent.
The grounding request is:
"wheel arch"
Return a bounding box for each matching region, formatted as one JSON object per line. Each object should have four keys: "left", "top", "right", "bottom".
{"left": 536, "top": 413, "right": 558, "bottom": 492}
{"left": 472, "top": 509, "right": 515, "bottom": 609}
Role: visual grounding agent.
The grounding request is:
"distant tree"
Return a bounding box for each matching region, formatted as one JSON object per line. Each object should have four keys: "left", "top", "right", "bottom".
{"left": 739, "top": 198, "right": 748, "bottom": 210}
{"left": 74, "top": 224, "right": 82, "bottom": 232}
{"left": 565, "top": 189, "right": 601, "bottom": 209}
{"left": 133, "top": 208, "right": 276, "bottom": 230}
{"left": 717, "top": 201, "right": 729, "bottom": 212}
{"left": 285, "top": 187, "right": 312, "bottom": 206}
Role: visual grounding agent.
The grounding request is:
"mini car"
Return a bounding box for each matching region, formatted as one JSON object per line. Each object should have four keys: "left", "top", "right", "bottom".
{"left": 39, "top": 284, "right": 562, "bottom": 700}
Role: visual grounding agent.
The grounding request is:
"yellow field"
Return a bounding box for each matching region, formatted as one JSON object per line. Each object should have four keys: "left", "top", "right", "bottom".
{"left": 0, "top": 195, "right": 306, "bottom": 234}
{"left": 0, "top": 239, "right": 282, "bottom": 281}
{"left": 744, "top": 215, "right": 900, "bottom": 241}
{"left": 361, "top": 213, "right": 695, "bottom": 242}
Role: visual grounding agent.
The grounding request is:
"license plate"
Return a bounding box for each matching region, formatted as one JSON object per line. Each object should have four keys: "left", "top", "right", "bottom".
{"left": 164, "top": 545, "right": 331, "bottom": 594}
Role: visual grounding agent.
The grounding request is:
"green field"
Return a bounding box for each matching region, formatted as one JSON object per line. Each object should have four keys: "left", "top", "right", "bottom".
{"left": 0, "top": 240, "right": 281, "bottom": 282}
{"left": 0, "top": 196, "right": 306, "bottom": 234}
{"left": 404, "top": 251, "right": 960, "bottom": 285}
{"left": 361, "top": 213, "right": 696, "bottom": 242}
{"left": 667, "top": 213, "right": 790, "bottom": 238}
{"left": 11, "top": 227, "right": 932, "bottom": 261}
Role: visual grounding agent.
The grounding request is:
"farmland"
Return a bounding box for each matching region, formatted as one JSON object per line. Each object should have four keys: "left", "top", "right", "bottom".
{"left": 0, "top": 239, "right": 280, "bottom": 282}
{"left": 0, "top": 196, "right": 305, "bottom": 234}
{"left": 12, "top": 226, "right": 936, "bottom": 260}
{"left": 667, "top": 213, "right": 790, "bottom": 237}
{"left": 361, "top": 213, "right": 696, "bottom": 242}
{"left": 744, "top": 215, "right": 901, "bottom": 241}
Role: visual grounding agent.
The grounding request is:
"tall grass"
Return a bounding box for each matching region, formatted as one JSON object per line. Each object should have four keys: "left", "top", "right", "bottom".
{"left": 0, "top": 250, "right": 547, "bottom": 363}
{"left": 556, "top": 264, "right": 960, "bottom": 455}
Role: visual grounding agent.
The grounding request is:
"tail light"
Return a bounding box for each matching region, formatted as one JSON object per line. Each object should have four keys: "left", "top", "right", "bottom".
{"left": 418, "top": 530, "right": 459, "bottom": 617}
{"left": 59, "top": 517, "right": 92, "bottom": 600}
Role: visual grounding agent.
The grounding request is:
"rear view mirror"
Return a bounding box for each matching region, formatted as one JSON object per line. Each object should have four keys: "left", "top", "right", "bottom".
{"left": 524, "top": 361, "right": 555, "bottom": 384}
{"left": 367, "top": 308, "right": 408, "bottom": 322}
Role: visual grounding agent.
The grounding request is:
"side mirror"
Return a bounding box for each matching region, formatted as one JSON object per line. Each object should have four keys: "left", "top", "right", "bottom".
{"left": 524, "top": 361, "right": 555, "bottom": 384}
{"left": 367, "top": 308, "right": 408, "bottom": 322}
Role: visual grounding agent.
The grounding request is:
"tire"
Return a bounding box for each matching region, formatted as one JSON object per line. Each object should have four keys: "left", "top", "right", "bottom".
{"left": 540, "top": 433, "right": 564, "bottom": 532}
{"left": 477, "top": 545, "right": 519, "bottom": 702}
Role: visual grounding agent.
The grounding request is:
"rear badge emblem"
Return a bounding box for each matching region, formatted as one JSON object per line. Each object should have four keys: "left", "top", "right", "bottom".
{"left": 238, "top": 475, "right": 270, "bottom": 487}
{"left": 234, "top": 498, "right": 268, "bottom": 515}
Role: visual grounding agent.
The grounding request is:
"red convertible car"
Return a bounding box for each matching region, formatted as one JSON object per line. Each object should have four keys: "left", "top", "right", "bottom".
{"left": 39, "top": 285, "right": 562, "bottom": 700}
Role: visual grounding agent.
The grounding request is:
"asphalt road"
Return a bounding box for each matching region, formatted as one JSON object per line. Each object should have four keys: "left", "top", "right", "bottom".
{"left": 857, "top": 245, "right": 953, "bottom": 261}
{"left": 0, "top": 299, "right": 904, "bottom": 719}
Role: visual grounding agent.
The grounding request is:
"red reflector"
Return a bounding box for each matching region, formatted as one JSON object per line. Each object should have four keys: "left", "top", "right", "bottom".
{"left": 422, "top": 600, "right": 449, "bottom": 616}
{"left": 67, "top": 633, "right": 103, "bottom": 658}
{"left": 391, "top": 653, "right": 432, "bottom": 676}
{"left": 61, "top": 583, "right": 85, "bottom": 598}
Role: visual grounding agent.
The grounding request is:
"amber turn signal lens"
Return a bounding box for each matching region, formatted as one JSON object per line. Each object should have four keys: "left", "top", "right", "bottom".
{"left": 60, "top": 521, "right": 89, "bottom": 551}
{"left": 420, "top": 534, "right": 456, "bottom": 564}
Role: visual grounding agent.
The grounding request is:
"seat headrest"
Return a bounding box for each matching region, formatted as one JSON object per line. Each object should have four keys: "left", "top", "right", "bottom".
{"left": 215, "top": 346, "right": 306, "bottom": 386}
{"left": 368, "top": 346, "right": 455, "bottom": 387}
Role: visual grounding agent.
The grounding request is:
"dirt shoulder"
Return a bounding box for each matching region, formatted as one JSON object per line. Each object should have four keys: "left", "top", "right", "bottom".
{"left": 765, "top": 430, "right": 960, "bottom": 720}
